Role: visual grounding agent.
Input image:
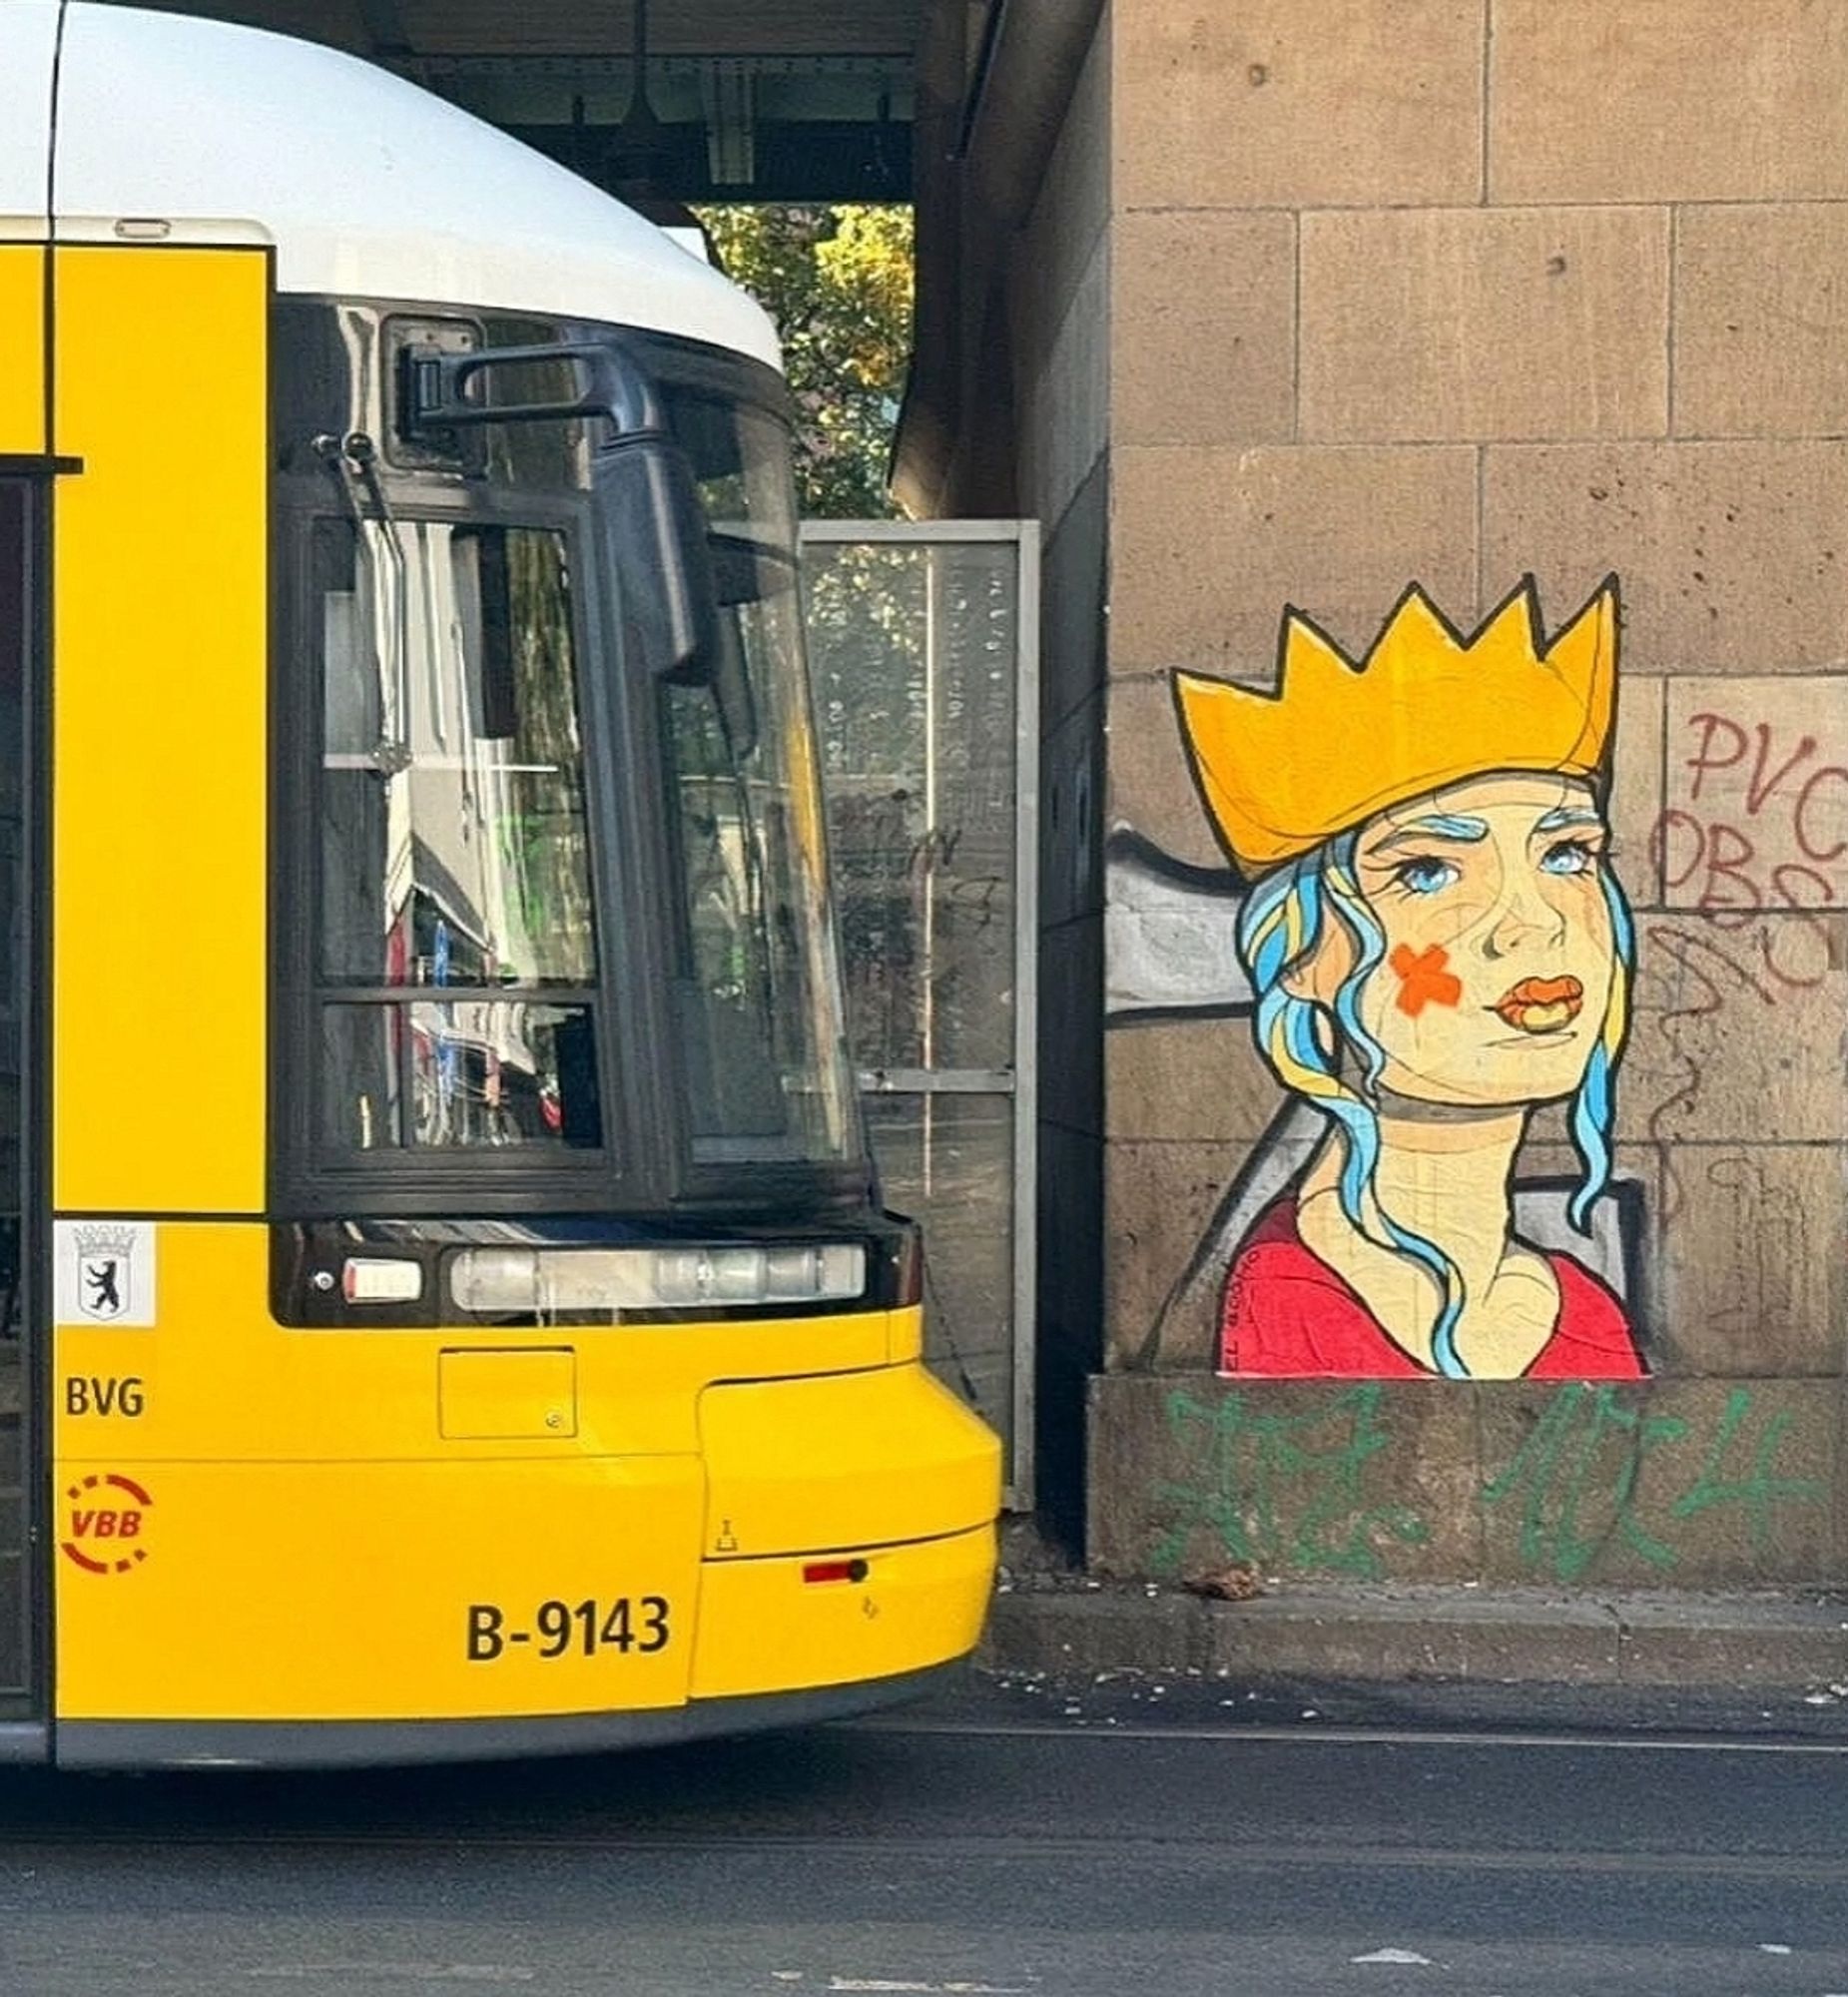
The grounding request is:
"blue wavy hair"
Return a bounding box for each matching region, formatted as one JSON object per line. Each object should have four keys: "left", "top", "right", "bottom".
{"left": 1236, "top": 830, "right": 1634, "bottom": 1380}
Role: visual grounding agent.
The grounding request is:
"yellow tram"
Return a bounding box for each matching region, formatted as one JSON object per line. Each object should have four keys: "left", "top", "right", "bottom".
{"left": 0, "top": 0, "right": 1000, "bottom": 1765}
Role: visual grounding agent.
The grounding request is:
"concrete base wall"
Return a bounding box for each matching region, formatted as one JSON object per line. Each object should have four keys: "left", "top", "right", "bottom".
{"left": 1088, "top": 1373, "right": 1848, "bottom": 1589}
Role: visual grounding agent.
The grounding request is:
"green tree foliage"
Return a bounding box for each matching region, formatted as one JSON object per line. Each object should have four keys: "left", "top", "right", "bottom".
{"left": 695, "top": 203, "right": 913, "bottom": 518}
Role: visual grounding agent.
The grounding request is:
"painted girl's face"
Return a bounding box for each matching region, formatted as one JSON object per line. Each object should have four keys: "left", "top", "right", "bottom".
{"left": 1332, "top": 772, "right": 1619, "bottom": 1108}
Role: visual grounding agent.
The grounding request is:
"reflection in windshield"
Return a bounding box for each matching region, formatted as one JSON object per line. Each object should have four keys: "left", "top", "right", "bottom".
{"left": 315, "top": 517, "right": 603, "bottom": 1151}
{"left": 657, "top": 393, "right": 856, "bottom": 1167}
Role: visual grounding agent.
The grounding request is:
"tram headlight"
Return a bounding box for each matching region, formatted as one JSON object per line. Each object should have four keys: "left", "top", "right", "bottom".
{"left": 448, "top": 1243, "right": 868, "bottom": 1314}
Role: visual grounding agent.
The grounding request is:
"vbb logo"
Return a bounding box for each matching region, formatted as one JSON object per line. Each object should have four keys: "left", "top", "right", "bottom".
{"left": 60, "top": 1472, "right": 153, "bottom": 1574}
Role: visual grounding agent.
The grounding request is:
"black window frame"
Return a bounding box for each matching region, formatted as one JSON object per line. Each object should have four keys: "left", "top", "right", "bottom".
{"left": 0, "top": 466, "right": 49, "bottom": 1713}
{"left": 272, "top": 471, "right": 683, "bottom": 1217}
{"left": 268, "top": 300, "right": 872, "bottom": 1224}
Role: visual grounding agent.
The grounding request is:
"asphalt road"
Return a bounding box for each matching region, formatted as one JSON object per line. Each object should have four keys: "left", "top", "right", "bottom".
{"left": 0, "top": 1673, "right": 1845, "bottom": 1995}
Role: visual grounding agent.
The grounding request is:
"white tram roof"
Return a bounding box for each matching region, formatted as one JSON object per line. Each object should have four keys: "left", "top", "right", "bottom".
{"left": 0, "top": 0, "right": 781, "bottom": 371}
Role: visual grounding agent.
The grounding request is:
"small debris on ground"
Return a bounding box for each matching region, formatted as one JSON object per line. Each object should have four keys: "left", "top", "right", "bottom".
{"left": 1180, "top": 1560, "right": 1263, "bottom": 1603}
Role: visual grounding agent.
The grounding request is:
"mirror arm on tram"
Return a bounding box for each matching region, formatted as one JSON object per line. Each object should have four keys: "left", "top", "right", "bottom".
{"left": 401, "top": 339, "right": 719, "bottom": 680}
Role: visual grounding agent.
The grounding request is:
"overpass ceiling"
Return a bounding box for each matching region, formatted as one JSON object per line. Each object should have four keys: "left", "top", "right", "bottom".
{"left": 94, "top": 0, "right": 924, "bottom": 201}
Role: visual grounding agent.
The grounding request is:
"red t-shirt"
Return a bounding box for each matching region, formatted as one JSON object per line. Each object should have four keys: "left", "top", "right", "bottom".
{"left": 1220, "top": 1201, "right": 1644, "bottom": 1379}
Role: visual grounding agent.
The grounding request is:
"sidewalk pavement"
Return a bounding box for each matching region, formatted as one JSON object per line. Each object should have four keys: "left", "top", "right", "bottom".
{"left": 978, "top": 1573, "right": 1848, "bottom": 1691}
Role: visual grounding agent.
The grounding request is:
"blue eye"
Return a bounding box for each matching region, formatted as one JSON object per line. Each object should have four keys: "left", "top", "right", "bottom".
{"left": 1540, "top": 839, "right": 1596, "bottom": 877}
{"left": 1394, "top": 856, "right": 1460, "bottom": 896}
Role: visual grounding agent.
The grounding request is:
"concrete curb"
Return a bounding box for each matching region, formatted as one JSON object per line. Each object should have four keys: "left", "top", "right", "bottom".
{"left": 978, "top": 1583, "right": 1848, "bottom": 1688}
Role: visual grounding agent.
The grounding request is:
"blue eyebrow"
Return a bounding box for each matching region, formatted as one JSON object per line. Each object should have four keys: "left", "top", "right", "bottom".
{"left": 1369, "top": 813, "right": 1489, "bottom": 853}
{"left": 1536, "top": 806, "right": 1604, "bottom": 834}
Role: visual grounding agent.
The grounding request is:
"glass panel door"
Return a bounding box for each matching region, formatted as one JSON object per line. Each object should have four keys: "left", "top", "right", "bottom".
{"left": 803, "top": 523, "right": 1037, "bottom": 1502}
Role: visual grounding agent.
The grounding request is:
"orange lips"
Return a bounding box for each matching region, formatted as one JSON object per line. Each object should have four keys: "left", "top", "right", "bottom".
{"left": 1492, "top": 976, "right": 1584, "bottom": 1033}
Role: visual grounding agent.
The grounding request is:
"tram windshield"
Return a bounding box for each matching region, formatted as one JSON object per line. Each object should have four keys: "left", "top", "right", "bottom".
{"left": 652, "top": 388, "right": 855, "bottom": 1166}
{"left": 297, "top": 325, "right": 860, "bottom": 1200}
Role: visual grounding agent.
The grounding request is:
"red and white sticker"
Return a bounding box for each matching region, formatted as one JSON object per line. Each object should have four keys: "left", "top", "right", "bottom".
{"left": 60, "top": 1472, "right": 153, "bottom": 1574}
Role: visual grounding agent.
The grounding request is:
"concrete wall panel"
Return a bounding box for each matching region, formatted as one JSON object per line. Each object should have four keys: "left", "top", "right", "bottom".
{"left": 1110, "top": 443, "right": 1478, "bottom": 678}
{"left": 1087, "top": 1372, "right": 1487, "bottom": 1582}
{"left": 1483, "top": 442, "right": 1848, "bottom": 674}
{"left": 1016, "top": 12, "right": 1112, "bottom": 356}
{"left": 1115, "top": 0, "right": 1485, "bottom": 211}
{"left": 1014, "top": 234, "right": 1110, "bottom": 543}
{"left": 1039, "top": 456, "right": 1109, "bottom": 737}
{"left": 1090, "top": 1372, "right": 1841, "bottom": 1584}
{"left": 1041, "top": 691, "right": 1105, "bottom": 932}
{"left": 1490, "top": 0, "right": 1848, "bottom": 204}
{"left": 1675, "top": 205, "right": 1848, "bottom": 439}
{"left": 1113, "top": 211, "right": 1296, "bottom": 447}
{"left": 1300, "top": 206, "right": 1669, "bottom": 442}
{"left": 1040, "top": 915, "right": 1105, "bottom": 1142}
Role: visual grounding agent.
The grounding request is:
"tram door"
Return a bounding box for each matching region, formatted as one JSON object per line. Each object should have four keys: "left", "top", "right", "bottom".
{"left": 0, "top": 481, "right": 32, "bottom": 1716}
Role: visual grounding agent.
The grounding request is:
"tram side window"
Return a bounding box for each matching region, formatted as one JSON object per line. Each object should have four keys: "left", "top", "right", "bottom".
{"left": 312, "top": 517, "right": 604, "bottom": 1153}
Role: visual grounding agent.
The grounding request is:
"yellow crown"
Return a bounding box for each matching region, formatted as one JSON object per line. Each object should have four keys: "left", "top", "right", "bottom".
{"left": 1173, "top": 576, "right": 1617, "bottom": 876}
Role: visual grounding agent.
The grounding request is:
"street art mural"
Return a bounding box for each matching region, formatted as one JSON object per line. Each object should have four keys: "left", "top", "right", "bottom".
{"left": 1118, "top": 578, "right": 1647, "bottom": 1380}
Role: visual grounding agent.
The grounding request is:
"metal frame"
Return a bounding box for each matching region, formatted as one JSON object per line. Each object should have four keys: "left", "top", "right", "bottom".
{"left": 800, "top": 518, "right": 1038, "bottom": 1509}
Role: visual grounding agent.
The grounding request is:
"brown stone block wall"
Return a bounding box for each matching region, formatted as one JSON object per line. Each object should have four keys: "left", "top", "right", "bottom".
{"left": 1112, "top": 212, "right": 1295, "bottom": 447}
{"left": 1104, "top": 673, "right": 1224, "bottom": 873}
{"left": 1619, "top": 914, "right": 1847, "bottom": 1145}
{"left": 1608, "top": 671, "right": 1667, "bottom": 909}
{"left": 1654, "top": 1147, "right": 1848, "bottom": 1378}
{"left": 1484, "top": 442, "right": 1848, "bottom": 675}
{"left": 1082, "top": 0, "right": 1848, "bottom": 1576}
{"left": 1104, "top": 1017, "right": 1279, "bottom": 1146}
{"left": 1102, "top": 1138, "right": 1244, "bottom": 1372}
{"left": 1657, "top": 678, "right": 1848, "bottom": 911}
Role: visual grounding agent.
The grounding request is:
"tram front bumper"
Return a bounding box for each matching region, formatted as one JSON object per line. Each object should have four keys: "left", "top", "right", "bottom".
{"left": 691, "top": 1359, "right": 1002, "bottom": 1698}
{"left": 51, "top": 1356, "right": 1002, "bottom": 1767}
{"left": 691, "top": 1521, "right": 997, "bottom": 1700}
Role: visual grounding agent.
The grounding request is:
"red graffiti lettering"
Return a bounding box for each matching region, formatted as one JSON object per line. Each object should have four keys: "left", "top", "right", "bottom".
{"left": 1682, "top": 713, "right": 1750, "bottom": 802}
{"left": 1701, "top": 823, "right": 1759, "bottom": 909}
{"left": 1652, "top": 809, "right": 1706, "bottom": 894}
{"left": 1656, "top": 711, "right": 1848, "bottom": 911}
{"left": 1794, "top": 765, "right": 1848, "bottom": 864}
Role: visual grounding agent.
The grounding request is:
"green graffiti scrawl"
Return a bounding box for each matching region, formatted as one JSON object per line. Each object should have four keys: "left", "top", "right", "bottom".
{"left": 1481, "top": 1385, "right": 1682, "bottom": 1582}
{"left": 1149, "top": 1385, "right": 1429, "bottom": 1581}
{"left": 1669, "top": 1387, "right": 1825, "bottom": 1547}
{"left": 1481, "top": 1384, "right": 1826, "bottom": 1584}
